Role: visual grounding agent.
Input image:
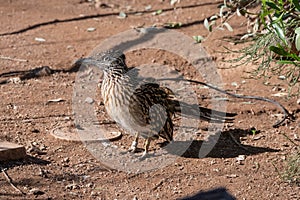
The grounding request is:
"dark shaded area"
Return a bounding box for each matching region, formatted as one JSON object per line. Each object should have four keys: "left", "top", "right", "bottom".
{"left": 178, "top": 187, "right": 236, "bottom": 200}
{"left": 0, "top": 1, "right": 223, "bottom": 36}
{"left": 165, "top": 128, "right": 279, "bottom": 158}
{"left": 0, "top": 155, "right": 50, "bottom": 170}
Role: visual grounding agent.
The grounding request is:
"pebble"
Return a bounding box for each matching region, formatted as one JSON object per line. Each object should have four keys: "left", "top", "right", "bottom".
{"left": 145, "top": 5, "right": 152, "bottom": 11}
{"left": 231, "top": 82, "right": 238, "bottom": 87}
{"left": 29, "top": 188, "right": 44, "bottom": 195}
{"left": 236, "top": 155, "right": 246, "bottom": 161}
{"left": 117, "top": 11, "right": 127, "bottom": 19}
{"left": 85, "top": 97, "right": 94, "bottom": 104}
{"left": 226, "top": 174, "right": 238, "bottom": 178}
{"left": 35, "top": 37, "right": 46, "bottom": 42}
{"left": 87, "top": 27, "right": 96, "bottom": 32}
{"left": 66, "top": 183, "right": 79, "bottom": 190}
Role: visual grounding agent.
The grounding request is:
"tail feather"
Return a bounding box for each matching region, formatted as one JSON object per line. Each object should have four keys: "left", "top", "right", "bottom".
{"left": 173, "top": 101, "right": 236, "bottom": 123}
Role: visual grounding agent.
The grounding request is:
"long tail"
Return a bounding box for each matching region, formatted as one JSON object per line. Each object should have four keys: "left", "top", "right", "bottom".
{"left": 173, "top": 101, "right": 236, "bottom": 123}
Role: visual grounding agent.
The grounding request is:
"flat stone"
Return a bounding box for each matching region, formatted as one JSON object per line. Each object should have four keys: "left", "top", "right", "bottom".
{"left": 0, "top": 141, "right": 27, "bottom": 161}
{"left": 50, "top": 126, "right": 122, "bottom": 142}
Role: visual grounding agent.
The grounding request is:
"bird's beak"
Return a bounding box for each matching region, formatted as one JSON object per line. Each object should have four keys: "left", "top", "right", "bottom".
{"left": 68, "top": 58, "right": 91, "bottom": 73}
{"left": 73, "top": 57, "right": 105, "bottom": 71}
{"left": 76, "top": 57, "right": 94, "bottom": 66}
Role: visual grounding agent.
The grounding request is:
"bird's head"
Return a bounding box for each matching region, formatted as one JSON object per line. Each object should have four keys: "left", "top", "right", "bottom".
{"left": 78, "top": 50, "right": 128, "bottom": 74}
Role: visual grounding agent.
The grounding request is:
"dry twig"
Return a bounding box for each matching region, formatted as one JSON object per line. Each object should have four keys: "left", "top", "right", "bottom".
{"left": 1, "top": 168, "right": 26, "bottom": 195}
{"left": 0, "top": 56, "right": 27, "bottom": 62}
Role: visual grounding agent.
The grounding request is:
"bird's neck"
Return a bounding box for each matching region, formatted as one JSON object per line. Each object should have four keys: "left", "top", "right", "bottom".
{"left": 101, "top": 70, "right": 131, "bottom": 98}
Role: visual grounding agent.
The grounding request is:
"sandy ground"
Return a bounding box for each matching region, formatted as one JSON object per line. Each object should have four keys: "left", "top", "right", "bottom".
{"left": 0, "top": 0, "right": 299, "bottom": 199}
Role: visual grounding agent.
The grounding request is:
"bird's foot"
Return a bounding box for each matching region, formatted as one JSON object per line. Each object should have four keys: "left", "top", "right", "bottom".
{"left": 128, "top": 141, "right": 138, "bottom": 153}
{"left": 141, "top": 150, "right": 147, "bottom": 158}
{"left": 138, "top": 150, "right": 154, "bottom": 160}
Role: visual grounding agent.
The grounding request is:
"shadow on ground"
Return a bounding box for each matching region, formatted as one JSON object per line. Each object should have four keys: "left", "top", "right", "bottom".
{"left": 0, "top": 155, "right": 50, "bottom": 170}
{"left": 164, "top": 128, "right": 279, "bottom": 158}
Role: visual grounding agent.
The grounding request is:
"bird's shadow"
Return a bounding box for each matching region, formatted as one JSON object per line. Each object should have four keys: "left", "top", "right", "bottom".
{"left": 162, "top": 128, "right": 279, "bottom": 158}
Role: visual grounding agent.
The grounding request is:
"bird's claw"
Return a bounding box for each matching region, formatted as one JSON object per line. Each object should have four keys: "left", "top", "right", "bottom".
{"left": 128, "top": 141, "right": 138, "bottom": 153}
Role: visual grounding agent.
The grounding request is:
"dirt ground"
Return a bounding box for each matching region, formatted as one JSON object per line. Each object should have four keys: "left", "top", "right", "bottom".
{"left": 0, "top": 0, "right": 300, "bottom": 199}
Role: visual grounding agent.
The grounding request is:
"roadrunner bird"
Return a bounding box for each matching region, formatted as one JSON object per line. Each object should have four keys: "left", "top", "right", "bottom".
{"left": 79, "top": 50, "right": 235, "bottom": 157}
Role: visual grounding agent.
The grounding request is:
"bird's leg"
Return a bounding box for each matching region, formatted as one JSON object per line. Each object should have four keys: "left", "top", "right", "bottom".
{"left": 128, "top": 132, "right": 139, "bottom": 153}
{"left": 141, "top": 137, "right": 152, "bottom": 157}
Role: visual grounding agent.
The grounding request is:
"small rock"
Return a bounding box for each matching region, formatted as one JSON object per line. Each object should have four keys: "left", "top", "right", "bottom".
{"left": 117, "top": 11, "right": 127, "bottom": 19}
{"left": 29, "top": 188, "right": 44, "bottom": 195}
{"left": 253, "top": 135, "right": 263, "bottom": 140}
{"left": 40, "top": 145, "right": 47, "bottom": 151}
{"left": 86, "top": 183, "right": 94, "bottom": 188}
{"left": 85, "top": 97, "right": 94, "bottom": 104}
{"left": 9, "top": 77, "right": 21, "bottom": 84}
{"left": 87, "top": 27, "right": 96, "bottom": 32}
{"left": 66, "top": 183, "right": 79, "bottom": 190}
{"left": 28, "top": 143, "right": 46, "bottom": 155}
{"left": 145, "top": 5, "right": 152, "bottom": 10}
{"left": 226, "top": 174, "right": 238, "bottom": 178}
{"left": 38, "top": 168, "right": 48, "bottom": 178}
{"left": 66, "top": 45, "right": 73, "bottom": 50}
{"left": 231, "top": 82, "right": 238, "bottom": 87}
{"left": 278, "top": 75, "right": 286, "bottom": 80}
{"left": 236, "top": 155, "right": 246, "bottom": 161}
{"left": 35, "top": 37, "right": 46, "bottom": 42}
{"left": 297, "top": 99, "right": 300, "bottom": 105}
{"left": 90, "top": 191, "right": 100, "bottom": 196}
{"left": 32, "top": 142, "right": 38, "bottom": 146}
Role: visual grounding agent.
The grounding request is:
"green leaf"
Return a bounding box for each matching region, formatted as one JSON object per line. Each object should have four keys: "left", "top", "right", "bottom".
{"left": 164, "top": 22, "right": 182, "bottom": 29}
{"left": 277, "top": 60, "right": 296, "bottom": 65}
{"left": 266, "top": 1, "right": 280, "bottom": 11}
{"left": 295, "top": 27, "right": 300, "bottom": 35}
{"left": 295, "top": 32, "right": 300, "bottom": 51}
{"left": 272, "top": 22, "right": 287, "bottom": 45}
{"left": 153, "top": 9, "right": 163, "bottom": 15}
{"left": 193, "top": 35, "right": 204, "bottom": 43}
{"left": 269, "top": 46, "right": 289, "bottom": 56}
{"left": 293, "top": 0, "right": 300, "bottom": 11}
{"left": 204, "top": 18, "right": 212, "bottom": 32}
{"left": 270, "top": 46, "right": 300, "bottom": 61}
{"left": 156, "top": 9, "right": 163, "bottom": 14}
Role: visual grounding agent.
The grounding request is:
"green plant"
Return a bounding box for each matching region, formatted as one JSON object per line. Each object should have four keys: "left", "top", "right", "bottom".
{"left": 282, "top": 148, "right": 300, "bottom": 186}
{"left": 210, "top": 0, "right": 300, "bottom": 95}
